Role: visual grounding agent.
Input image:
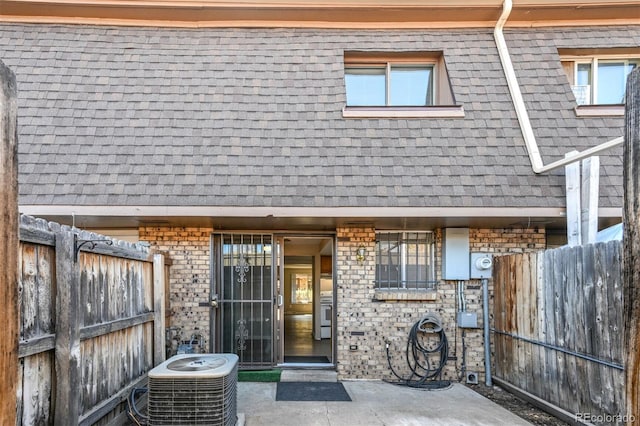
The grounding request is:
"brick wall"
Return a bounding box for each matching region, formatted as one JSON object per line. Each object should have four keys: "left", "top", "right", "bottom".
{"left": 335, "top": 226, "right": 546, "bottom": 382}
{"left": 139, "top": 226, "right": 213, "bottom": 351}
{"left": 139, "top": 225, "right": 545, "bottom": 379}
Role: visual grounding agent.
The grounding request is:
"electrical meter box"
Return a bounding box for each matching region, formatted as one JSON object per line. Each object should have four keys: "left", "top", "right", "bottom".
{"left": 470, "top": 253, "right": 493, "bottom": 279}
{"left": 442, "top": 228, "right": 470, "bottom": 280}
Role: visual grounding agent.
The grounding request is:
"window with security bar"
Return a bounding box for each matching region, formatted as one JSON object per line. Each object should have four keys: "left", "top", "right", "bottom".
{"left": 375, "top": 232, "right": 436, "bottom": 290}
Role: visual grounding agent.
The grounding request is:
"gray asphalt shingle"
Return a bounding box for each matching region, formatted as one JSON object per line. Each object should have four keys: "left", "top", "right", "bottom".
{"left": 1, "top": 24, "right": 633, "bottom": 209}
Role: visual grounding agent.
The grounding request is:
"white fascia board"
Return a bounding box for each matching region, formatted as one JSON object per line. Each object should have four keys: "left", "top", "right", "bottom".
{"left": 18, "top": 205, "right": 592, "bottom": 218}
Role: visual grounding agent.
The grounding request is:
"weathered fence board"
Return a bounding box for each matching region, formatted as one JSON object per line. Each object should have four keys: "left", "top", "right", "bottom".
{"left": 623, "top": 67, "right": 640, "bottom": 425}
{"left": 0, "top": 60, "right": 19, "bottom": 426}
{"left": 494, "top": 241, "right": 625, "bottom": 426}
{"left": 16, "top": 215, "right": 168, "bottom": 425}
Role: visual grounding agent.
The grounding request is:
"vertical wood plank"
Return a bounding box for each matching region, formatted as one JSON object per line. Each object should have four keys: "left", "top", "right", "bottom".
{"left": 623, "top": 67, "right": 640, "bottom": 426}
{"left": 605, "top": 241, "right": 624, "bottom": 418}
{"left": 575, "top": 244, "right": 591, "bottom": 414}
{"left": 563, "top": 246, "right": 579, "bottom": 414}
{"left": 524, "top": 253, "right": 537, "bottom": 397}
{"left": 54, "top": 229, "right": 81, "bottom": 425}
{"left": 544, "top": 248, "right": 559, "bottom": 407}
{"left": 514, "top": 253, "right": 526, "bottom": 390}
{"left": 0, "top": 59, "right": 19, "bottom": 426}
{"left": 492, "top": 255, "right": 502, "bottom": 378}
{"left": 584, "top": 243, "right": 602, "bottom": 413}
{"left": 37, "top": 246, "right": 54, "bottom": 335}
{"left": 154, "top": 254, "right": 166, "bottom": 365}
{"left": 554, "top": 248, "right": 569, "bottom": 411}
{"left": 16, "top": 358, "right": 23, "bottom": 425}
{"left": 21, "top": 245, "right": 38, "bottom": 341}
{"left": 536, "top": 252, "right": 547, "bottom": 401}
{"left": 595, "top": 241, "right": 614, "bottom": 415}
{"left": 22, "top": 352, "right": 53, "bottom": 424}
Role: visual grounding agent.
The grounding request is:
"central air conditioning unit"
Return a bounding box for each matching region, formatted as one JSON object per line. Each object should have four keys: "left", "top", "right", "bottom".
{"left": 148, "top": 353, "right": 239, "bottom": 426}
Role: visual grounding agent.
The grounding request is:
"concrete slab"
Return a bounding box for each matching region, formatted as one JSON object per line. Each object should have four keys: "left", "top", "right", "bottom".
{"left": 238, "top": 381, "right": 531, "bottom": 426}
{"left": 280, "top": 369, "right": 338, "bottom": 382}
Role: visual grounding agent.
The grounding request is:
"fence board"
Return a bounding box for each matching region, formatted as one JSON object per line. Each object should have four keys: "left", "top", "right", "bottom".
{"left": 493, "top": 242, "right": 624, "bottom": 425}
{"left": 16, "top": 217, "right": 166, "bottom": 426}
{"left": 21, "top": 351, "right": 53, "bottom": 425}
{"left": 604, "top": 242, "right": 625, "bottom": 417}
{"left": 0, "top": 60, "right": 19, "bottom": 426}
{"left": 544, "top": 248, "right": 560, "bottom": 408}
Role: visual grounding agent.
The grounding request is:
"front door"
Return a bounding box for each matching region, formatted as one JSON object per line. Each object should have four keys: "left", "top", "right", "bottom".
{"left": 211, "top": 233, "right": 275, "bottom": 368}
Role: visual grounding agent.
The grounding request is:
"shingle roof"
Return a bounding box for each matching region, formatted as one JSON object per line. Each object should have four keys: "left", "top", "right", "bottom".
{"left": 0, "top": 24, "right": 634, "bottom": 209}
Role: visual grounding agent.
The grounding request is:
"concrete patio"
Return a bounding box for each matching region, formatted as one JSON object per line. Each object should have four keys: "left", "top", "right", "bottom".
{"left": 237, "top": 371, "right": 531, "bottom": 426}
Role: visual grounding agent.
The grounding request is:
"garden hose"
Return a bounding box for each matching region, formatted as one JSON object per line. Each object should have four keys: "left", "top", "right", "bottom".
{"left": 385, "top": 312, "right": 450, "bottom": 389}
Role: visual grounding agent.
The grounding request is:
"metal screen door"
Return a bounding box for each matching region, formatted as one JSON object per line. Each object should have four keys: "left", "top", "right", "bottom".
{"left": 211, "top": 234, "right": 274, "bottom": 368}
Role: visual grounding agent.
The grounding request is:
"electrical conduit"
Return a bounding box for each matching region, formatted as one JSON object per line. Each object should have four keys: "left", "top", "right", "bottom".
{"left": 493, "top": 0, "right": 623, "bottom": 174}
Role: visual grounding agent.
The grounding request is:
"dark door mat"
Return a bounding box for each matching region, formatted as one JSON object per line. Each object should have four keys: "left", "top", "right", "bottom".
{"left": 284, "top": 355, "right": 330, "bottom": 363}
{"left": 276, "top": 382, "right": 351, "bottom": 402}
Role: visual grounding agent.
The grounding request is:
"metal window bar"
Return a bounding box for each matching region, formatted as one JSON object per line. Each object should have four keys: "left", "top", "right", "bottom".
{"left": 375, "top": 232, "right": 435, "bottom": 290}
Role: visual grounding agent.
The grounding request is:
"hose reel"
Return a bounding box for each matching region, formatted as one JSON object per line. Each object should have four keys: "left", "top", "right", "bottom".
{"left": 385, "top": 312, "right": 451, "bottom": 390}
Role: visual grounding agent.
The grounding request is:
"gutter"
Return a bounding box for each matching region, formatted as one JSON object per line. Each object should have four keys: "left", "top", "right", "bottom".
{"left": 493, "top": 0, "right": 624, "bottom": 174}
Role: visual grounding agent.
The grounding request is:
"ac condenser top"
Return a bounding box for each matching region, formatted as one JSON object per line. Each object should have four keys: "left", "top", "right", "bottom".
{"left": 149, "top": 353, "right": 238, "bottom": 379}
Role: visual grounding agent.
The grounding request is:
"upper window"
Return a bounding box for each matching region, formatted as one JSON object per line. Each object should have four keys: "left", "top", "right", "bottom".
{"left": 562, "top": 56, "right": 639, "bottom": 105}
{"left": 345, "top": 64, "right": 434, "bottom": 106}
{"left": 342, "top": 51, "right": 462, "bottom": 118}
{"left": 375, "top": 232, "right": 436, "bottom": 291}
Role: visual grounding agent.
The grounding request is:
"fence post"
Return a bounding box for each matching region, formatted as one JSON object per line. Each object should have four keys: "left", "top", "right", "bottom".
{"left": 624, "top": 68, "right": 640, "bottom": 425}
{"left": 0, "top": 59, "right": 18, "bottom": 426}
{"left": 153, "top": 253, "right": 166, "bottom": 365}
{"left": 54, "top": 227, "right": 82, "bottom": 424}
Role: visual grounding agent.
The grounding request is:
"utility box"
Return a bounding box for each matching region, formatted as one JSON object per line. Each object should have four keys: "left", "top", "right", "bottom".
{"left": 442, "top": 228, "right": 470, "bottom": 280}
{"left": 470, "top": 253, "right": 493, "bottom": 279}
{"left": 457, "top": 312, "right": 478, "bottom": 328}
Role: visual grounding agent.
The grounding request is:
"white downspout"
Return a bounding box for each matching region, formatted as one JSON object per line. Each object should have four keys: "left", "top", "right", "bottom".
{"left": 493, "top": 0, "right": 623, "bottom": 174}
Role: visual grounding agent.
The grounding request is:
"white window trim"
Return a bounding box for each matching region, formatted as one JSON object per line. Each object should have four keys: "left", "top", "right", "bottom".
{"left": 565, "top": 54, "right": 639, "bottom": 107}
{"left": 574, "top": 104, "right": 625, "bottom": 117}
{"left": 342, "top": 105, "right": 464, "bottom": 118}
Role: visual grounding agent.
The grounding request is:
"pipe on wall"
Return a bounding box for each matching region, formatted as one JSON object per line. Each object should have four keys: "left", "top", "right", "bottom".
{"left": 493, "top": 0, "right": 623, "bottom": 174}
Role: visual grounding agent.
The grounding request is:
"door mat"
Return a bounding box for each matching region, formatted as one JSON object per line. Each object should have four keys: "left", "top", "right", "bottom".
{"left": 284, "top": 355, "right": 330, "bottom": 363}
{"left": 238, "top": 368, "right": 282, "bottom": 382}
{"left": 276, "top": 382, "right": 351, "bottom": 402}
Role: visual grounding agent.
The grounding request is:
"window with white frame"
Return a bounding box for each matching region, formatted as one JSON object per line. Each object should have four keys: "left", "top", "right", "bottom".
{"left": 375, "top": 232, "right": 436, "bottom": 290}
{"left": 562, "top": 56, "right": 639, "bottom": 105}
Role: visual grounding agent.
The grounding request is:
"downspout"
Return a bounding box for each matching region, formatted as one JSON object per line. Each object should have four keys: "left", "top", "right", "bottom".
{"left": 494, "top": 0, "right": 623, "bottom": 174}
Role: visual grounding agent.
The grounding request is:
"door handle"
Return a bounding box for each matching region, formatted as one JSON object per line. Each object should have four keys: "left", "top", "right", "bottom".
{"left": 210, "top": 294, "right": 219, "bottom": 308}
{"left": 277, "top": 294, "right": 283, "bottom": 307}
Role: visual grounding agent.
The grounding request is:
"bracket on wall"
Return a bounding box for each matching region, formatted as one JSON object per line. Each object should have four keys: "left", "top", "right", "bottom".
{"left": 74, "top": 234, "right": 113, "bottom": 263}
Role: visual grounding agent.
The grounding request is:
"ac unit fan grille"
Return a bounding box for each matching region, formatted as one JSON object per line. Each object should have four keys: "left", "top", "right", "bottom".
{"left": 148, "top": 364, "right": 237, "bottom": 426}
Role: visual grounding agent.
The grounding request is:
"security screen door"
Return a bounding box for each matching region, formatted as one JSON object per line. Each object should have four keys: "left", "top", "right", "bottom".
{"left": 211, "top": 233, "right": 275, "bottom": 368}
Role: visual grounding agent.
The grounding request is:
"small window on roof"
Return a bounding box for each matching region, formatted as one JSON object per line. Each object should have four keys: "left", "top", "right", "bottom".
{"left": 345, "top": 64, "right": 434, "bottom": 106}
{"left": 342, "top": 51, "right": 463, "bottom": 118}
{"left": 561, "top": 52, "right": 639, "bottom": 106}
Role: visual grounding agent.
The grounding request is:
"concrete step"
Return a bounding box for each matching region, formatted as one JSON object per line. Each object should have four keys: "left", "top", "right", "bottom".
{"left": 280, "top": 369, "right": 338, "bottom": 382}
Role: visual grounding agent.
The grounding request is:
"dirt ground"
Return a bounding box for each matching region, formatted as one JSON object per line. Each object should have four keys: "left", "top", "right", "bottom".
{"left": 468, "top": 383, "right": 569, "bottom": 426}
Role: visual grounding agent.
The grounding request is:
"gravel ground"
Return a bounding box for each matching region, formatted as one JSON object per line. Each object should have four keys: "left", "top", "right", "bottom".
{"left": 467, "top": 383, "right": 569, "bottom": 426}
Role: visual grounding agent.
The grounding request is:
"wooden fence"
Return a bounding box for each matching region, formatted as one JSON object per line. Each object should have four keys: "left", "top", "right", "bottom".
{"left": 16, "top": 215, "right": 168, "bottom": 425}
{"left": 1, "top": 59, "right": 19, "bottom": 426}
{"left": 493, "top": 241, "right": 625, "bottom": 425}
